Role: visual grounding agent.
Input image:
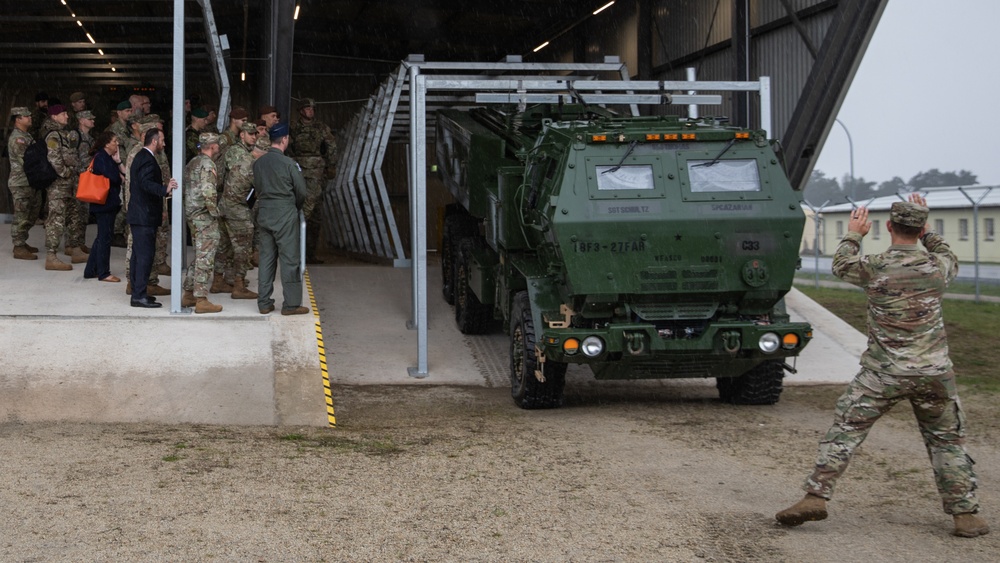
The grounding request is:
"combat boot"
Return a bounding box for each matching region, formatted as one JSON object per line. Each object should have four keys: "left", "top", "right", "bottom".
{"left": 13, "top": 245, "right": 38, "bottom": 260}
{"left": 953, "top": 513, "right": 990, "bottom": 537}
{"left": 181, "top": 290, "right": 197, "bottom": 308}
{"left": 80, "top": 244, "right": 90, "bottom": 254}
{"left": 45, "top": 253, "right": 72, "bottom": 271}
{"left": 251, "top": 250, "right": 259, "bottom": 268}
{"left": 194, "top": 297, "right": 223, "bottom": 314}
{"left": 156, "top": 263, "right": 172, "bottom": 276}
{"left": 210, "top": 273, "right": 233, "bottom": 294}
{"left": 147, "top": 284, "right": 171, "bottom": 296}
{"left": 126, "top": 282, "right": 132, "bottom": 295}
{"left": 69, "top": 247, "right": 88, "bottom": 264}
{"left": 281, "top": 306, "right": 310, "bottom": 316}
{"left": 775, "top": 494, "right": 828, "bottom": 526}
{"left": 231, "top": 277, "right": 258, "bottom": 299}
{"left": 24, "top": 243, "right": 39, "bottom": 253}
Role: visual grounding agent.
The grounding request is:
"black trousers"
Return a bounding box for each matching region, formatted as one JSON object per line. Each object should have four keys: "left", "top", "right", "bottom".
{"left": 84, "top": 209, "right": 119, "bottom": 280}
{"left": 129, "top": 224, "right": 157, "bottom": 300}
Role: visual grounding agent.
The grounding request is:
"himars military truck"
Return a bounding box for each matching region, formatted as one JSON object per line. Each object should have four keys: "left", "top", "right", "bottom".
{"left": 436, "top": 103, "right": 812, "bottom": 409}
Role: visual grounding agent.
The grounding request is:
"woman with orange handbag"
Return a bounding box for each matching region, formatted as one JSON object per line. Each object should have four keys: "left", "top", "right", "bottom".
{"left": 83, "top": 131, "right": 124, "bottom": 282}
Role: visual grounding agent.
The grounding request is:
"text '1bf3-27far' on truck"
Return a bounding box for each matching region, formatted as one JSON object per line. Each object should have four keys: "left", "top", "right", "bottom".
{"left": 437, "top": 100, "right": 812, "bottom": 409}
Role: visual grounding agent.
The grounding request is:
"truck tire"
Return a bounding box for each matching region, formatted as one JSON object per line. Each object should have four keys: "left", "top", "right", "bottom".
{"left": 441, "top": 214, "right": 477, "bottom": 305}
{"left": 454, "top": 238, "right": 492, "bottom": 334}
{"left": 510, "top": 291, "right": 567, "bottom": 409}
{"left": 716, "top": 360, "right": 784, "bottom": 405}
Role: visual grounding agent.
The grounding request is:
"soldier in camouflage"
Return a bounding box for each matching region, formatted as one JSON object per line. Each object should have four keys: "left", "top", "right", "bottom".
{"left": 777, "top": 194, "right": 989, "bottom": 538}
{"left": 185, "top": 108, "right": 210, "bottom": 164}
{"left": 7, "top": 107, "right": 42, "bottom": 260}
{"left": 67, "top": 110, "right": 97, "bottom": 258}
{"left": 288, "top": 98, "right": 337, "bottom": 264}
{"left": 180, "top": 132, "right": 223, "bottom": 314}
{"left": 214, "top": 121, "right": 259, "bottom": 300}
{"left": 40, "top": 105, "right": 81, "bottom": 271}
{"left": 109, "top": 100, "right": 134, "bottom": 246}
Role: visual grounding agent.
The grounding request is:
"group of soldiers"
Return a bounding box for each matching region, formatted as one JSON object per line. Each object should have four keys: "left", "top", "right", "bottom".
{"left": 7, "top": 92, "right": 337, "bottom": 314}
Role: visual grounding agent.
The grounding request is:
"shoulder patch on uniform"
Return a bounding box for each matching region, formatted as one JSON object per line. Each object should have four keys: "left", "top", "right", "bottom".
{"left": 15, "top": 137, "right": 26, "bottom": 144}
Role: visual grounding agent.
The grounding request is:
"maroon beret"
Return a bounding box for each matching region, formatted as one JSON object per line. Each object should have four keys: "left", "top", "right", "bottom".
{"left": 48, "top": 104, "right": 67, "bottom": 116}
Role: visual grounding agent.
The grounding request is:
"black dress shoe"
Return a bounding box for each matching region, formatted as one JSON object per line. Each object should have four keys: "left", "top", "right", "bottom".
{"left": 130, "top": 297, "right": 162, "bottom": 308}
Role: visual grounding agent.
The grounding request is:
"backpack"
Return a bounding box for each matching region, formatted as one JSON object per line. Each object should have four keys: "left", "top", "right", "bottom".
{"left": 23, "top": 139, "right": 58, "bottom": 191}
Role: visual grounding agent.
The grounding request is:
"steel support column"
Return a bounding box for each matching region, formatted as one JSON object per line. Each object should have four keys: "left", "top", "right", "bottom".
{"left": 170, "top": 0, "right": 185, "bottom": 313}
{"left": 262, "top": 0, "right": 295, "bottom": 118}
{"left": 731, "top": 0, "right": 751, "bottom": 129}
{"left": 782, "top": 0, "right": 888, "bottom": 191}
{"left": 406, "top": 66, "right": 429, "bottom": 379}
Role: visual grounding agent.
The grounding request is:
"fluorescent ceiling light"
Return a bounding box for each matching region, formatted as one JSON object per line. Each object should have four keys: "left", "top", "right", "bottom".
{"left": 593, "top": 1, "right": 615, "bottom": 15}
{"left": 533, "top": 41, "right": 550, "bottom": 53}
{"left": 86, "top": 33, "right": 95, "bottom": 44}
{"left": 294, "top": 5, "right": 301, "bottom": 20}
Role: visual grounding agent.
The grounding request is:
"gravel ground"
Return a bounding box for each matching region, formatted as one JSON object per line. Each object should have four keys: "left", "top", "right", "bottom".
{"left": 2, "top": 382, "right": 997, "bottom": 562}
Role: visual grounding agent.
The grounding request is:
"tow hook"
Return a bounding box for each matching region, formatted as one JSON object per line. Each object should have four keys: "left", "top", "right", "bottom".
{"left": 625, "top": 332, "right": 647, "bottom": 356}
{"left": 721, "top": 331, "right": 741, "bottom": 354}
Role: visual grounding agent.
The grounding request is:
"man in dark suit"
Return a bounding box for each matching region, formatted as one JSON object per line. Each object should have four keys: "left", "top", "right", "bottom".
{"left": 128, "top": 128, "right": 177, "bottom": 308}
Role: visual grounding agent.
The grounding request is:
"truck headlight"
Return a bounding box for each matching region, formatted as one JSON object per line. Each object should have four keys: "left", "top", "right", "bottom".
{"left": 758, "top": 332, "right": 780, "bottom": 354}
{"left": 581, "top": 336, "right": 605, "bottom": 357}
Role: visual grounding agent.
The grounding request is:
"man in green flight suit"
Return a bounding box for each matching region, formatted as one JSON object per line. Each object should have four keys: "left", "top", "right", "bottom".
{"left": 252, "top": 123, "right": 309, "bottom": 316}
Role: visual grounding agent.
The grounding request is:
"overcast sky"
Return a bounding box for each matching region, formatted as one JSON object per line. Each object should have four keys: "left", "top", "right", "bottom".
{"left": 812, "top": 0, "right": 1000, "bottom": 187}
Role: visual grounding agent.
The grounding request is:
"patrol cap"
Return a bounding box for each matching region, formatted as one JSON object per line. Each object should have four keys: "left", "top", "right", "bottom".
{"left": 299, "top": 97, "right": 315, "bottom": 109}
{"left": 269, "top": 122, "right": 289, "bottom": 139}
{"left": 239, "top": 121, "right": 258, "bottom": 134}
{"left": 254, "top": 136, "right": 271, "bottom": 151}
{"left": 11, "top": 106, "right": 32, "bottom": 117}
{"left": 139, "top": 122, "right": 159, "bottom": 135}
{"left": 258, "top": 105, "right": 277, "bottom": 116}
{"left": 198, "top": 132, "right": 220, "bottom": 145}
{"left": 116, "top": 100, "right": 131, "bottom": 111}
{"left": 76, "top": 110, "right": 95, "bottom": 120}
{"left": 229, "top": 106, "right": 249, "bottom": 120}
{"left": 890, "top": 201, "right": 929, "bottom": 228}
{"left": 191, "top": 108, "right": 209, "bottom": 119}
{"left": 139, "top": 113, "right": 162, "bottom": 124}
{"left": 70, "top": 92, "right": 86, "bottom": 103}
{"left": 48, "top": 104, "right": 67, "bottom": 116}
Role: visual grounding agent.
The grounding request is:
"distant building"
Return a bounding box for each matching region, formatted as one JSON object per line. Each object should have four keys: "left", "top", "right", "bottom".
{"left": 801, "top": 186, "right": 1000, "bottom": 261}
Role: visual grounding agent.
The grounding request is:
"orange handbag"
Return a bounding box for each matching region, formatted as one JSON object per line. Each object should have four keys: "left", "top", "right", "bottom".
{"left": 76, "top": 159, "right": 110, "bottom": 204}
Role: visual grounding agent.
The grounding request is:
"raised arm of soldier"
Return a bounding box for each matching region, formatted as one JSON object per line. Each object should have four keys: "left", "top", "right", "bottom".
{"left": 912, "top": 192, "right": 959, "bottom": 283}
{"left": 831, "top": 205, "right": 872, "bottom": 286}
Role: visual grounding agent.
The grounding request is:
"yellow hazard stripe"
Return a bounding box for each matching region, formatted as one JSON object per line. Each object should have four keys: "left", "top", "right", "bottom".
{"left": 305, "top": 269, "right": 336, "bottom": 427}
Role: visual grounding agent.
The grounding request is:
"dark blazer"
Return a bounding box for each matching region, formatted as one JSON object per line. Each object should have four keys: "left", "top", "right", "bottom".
{"left": 127, "top": 147, "right": 168, "bottom": 227}
{"left": 89, "top": 149, "right": 122, "bottom": 213}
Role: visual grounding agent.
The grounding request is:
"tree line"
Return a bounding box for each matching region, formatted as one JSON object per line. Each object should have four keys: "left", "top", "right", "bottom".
{"left": 803, "top": 168, "right": 978, "bottom": 206}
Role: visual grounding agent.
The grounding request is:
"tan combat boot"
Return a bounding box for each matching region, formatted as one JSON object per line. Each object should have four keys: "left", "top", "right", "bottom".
{"left": 13, "top": 245, "right": 38, "bottom": 260}
{"left": 181, "top": 290, "right": 197, "bottom": 308}
{"left": 231, "top": 277, "right": 258, "bottom": 299}
{"left": 776, "top": 494, "right": 828, "bottom": 526}
{"left": 156, "top": 263, "right": 172, "bottom": 276}
{"left": 281, "top": 306, "right": 310, "bottom": 316}
{"left": 194, "top": 297, "right": 223, "bottom": 314}
{"left": 126, "top": 281, "right": 132, "bottom": 295}
{"left": 45, "top": 253, "right": 72, "bottom": 271}
{"left": 251, "top": 249, "right": 259, "bottom": 268}
{"left": 69, "top": 247, "right": 88, "bottom": 264}
{"left": 147, "top": 284, "right": 171, "bottom": 296}
{"left": 953, "top": 513, "right": 990, "bottom": 537}
{"left": 210, "top": 272, "right": 233, "bottom": 293}
{"left": 24, "top": 243, "right": 39, "bottom": 253}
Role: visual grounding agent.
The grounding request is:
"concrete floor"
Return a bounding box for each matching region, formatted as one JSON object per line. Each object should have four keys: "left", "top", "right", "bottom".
{"left": 0, "top": 221, "right": 863, "bottom": 426}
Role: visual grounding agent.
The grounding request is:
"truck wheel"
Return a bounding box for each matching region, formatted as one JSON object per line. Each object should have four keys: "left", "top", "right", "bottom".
{"left": 454, "top": 238, "right": 492, "bottom": 334}
{"left": 716, "top": 360, "right": 784, "bottom": 405}
{"left": 510, "top": 291, "right": 567, "bottom": 409}
{"left": 441, "top": 215, "right": 477, "bottom": 305}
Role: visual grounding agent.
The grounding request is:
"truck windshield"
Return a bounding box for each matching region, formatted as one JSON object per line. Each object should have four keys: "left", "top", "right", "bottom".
{"left": 688, "top": 159, "right": 761, "bottom": 192}
{"left": 595, "top": 165, "right": 655, "bottom": 191}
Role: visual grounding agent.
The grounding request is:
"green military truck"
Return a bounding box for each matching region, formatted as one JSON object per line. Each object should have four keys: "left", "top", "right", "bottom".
{"left": 437, "top": 103, "right": 812, "bottom": 409}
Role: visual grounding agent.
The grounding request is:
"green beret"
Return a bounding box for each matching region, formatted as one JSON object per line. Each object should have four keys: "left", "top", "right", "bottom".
{"left": 191, "top": 108, "right": 209, "bottom": 119}
{"left": 890, "top": 202, "right": 929, "bottom": 228}
{"left": 116, "top": 100, "right": 131, "bottom": 111}
{"left": 70, "top": 92, "right": 86, "bottom": 103}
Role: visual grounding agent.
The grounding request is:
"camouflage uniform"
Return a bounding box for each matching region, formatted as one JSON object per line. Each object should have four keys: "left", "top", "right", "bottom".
{"left": 182, "top": 153, "right": 220, "bottom": 298}
{"left": 804, "top": 205, "right": 979, "bottom": 516}
{"left": 6, "top": 117, "right": 43, "bottom": 250}
{"left": 41, "top": 118, "right": 81, "bottom": 255}
{"left": 153, "top": 148, "right": 172, "bottom": 275}
{"left": 216, "top": 130, "right": 256, "bottom": 282}
{"left": 289, "top": 108, "right": 336, "bottom": 259}
{"left": 185, "top": 125, "right": 203, "bottom": 164}
{"left": 69, "top": 126, "right": 95, "bottom": 249}
{"left": 111, "top": 119, "right": 136, "bottom": 238}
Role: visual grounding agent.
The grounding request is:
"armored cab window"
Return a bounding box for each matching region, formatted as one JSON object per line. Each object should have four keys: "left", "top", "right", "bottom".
{"left": 688, "top": 159, "right": 761, "bottom": 192}
{"left": 595, "top": 165, "right": 655, "bottom": 191}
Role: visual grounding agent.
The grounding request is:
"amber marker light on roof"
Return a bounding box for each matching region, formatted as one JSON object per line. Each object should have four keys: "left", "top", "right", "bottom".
{"left": 646, "top": 134, "right": 661, "bottom": 141}
{"left": 663, "top": 133, "right": 679, "bottom": 140}
{"left": 591, "top": 134, "right": 607, "bottom": 142}
{"left": 681, "top": 133, "right": 696, "bottom": 140}
{"left": 735, "top": 132, "right": 750, "bottom": 139}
